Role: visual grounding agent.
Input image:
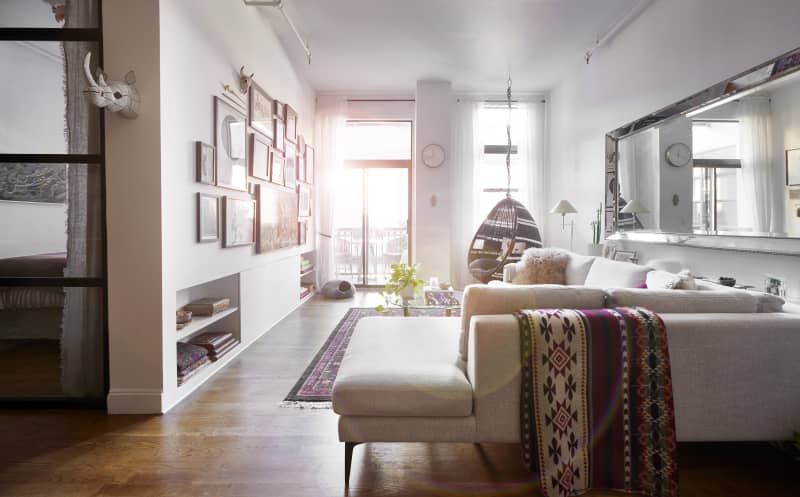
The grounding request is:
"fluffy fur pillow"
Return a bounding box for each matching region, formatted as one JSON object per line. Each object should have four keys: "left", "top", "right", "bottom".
{"left": 511, "top": 248, "right": 569, "bottom": 285}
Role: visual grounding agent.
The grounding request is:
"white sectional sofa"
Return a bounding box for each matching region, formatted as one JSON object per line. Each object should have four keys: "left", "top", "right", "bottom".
{"left": 331, "top": 254, "right": 800, "bottom": 484}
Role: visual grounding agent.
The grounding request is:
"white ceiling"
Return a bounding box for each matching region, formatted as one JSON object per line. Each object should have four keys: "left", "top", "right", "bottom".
{"left": 260, "top": 0, "right": 639, "bottom": 94}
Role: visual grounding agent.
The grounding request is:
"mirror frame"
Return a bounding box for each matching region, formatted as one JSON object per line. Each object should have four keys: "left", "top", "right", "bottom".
{"left": 605, "top": 45, "right": 800, "bottom": 255}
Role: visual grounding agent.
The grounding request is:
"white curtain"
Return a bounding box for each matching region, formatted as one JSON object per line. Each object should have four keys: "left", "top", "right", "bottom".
{"left": 521, "top": 101, "right": 547, "bottom": 240}
{"left": 449, "top": 101, "right": 481, "bottom": 290}
{"left": 314, "top": 96, "right": 348, "bottom": 289}
{"left": 738, "top": 97, "right": 777, "bottom": 233}
{"left": 61, "top": 0, "right": 104, "bottom": 397}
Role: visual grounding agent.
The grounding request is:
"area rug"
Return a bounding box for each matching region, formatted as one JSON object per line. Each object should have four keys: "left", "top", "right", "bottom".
{"left": 282, "top": 306, "right": 460, "bottom": 408}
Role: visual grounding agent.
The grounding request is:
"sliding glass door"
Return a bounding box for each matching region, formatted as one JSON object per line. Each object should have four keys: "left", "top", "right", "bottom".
{"left": 0, "top": 0, "right": 107, "bottom": 405}
{"left": 334, "top": 121, "right": 411, "bottom": 286}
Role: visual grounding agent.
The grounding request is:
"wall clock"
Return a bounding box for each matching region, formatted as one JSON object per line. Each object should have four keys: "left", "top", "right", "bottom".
{"left": 422, "top": 143, "right": 446, "bottom": 168}
{"left": 665, "top": 142, "right": 692, "bottom": 167}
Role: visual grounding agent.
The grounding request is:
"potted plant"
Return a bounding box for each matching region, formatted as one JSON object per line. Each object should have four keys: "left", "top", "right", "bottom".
{"left": 376, "top": 263, "right": 425, "bottom": 316}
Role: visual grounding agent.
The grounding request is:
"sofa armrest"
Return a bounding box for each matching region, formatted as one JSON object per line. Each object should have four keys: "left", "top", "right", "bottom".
{"left": 467, "top": 314, "right": 522, "bottom": 443}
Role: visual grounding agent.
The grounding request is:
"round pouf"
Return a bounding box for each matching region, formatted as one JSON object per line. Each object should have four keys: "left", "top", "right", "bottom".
{"left": 321, "top": 280, "right": 356, "bottom": 299}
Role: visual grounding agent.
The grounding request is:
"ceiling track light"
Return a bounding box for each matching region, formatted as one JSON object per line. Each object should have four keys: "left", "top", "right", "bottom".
{"left": 243, "top": 0, "right": 311, "bottom": 64}
{"left": 585, "top": 0, "right": 656, "bottom": 64}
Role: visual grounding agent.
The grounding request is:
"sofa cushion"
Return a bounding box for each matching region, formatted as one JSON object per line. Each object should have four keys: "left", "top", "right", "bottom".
{"left": 646, "top": 270, "right": 683, "bottom": 289}
{"left": 605, "top": 288, "right": 759, "bottom": 313}
{"left": 511, "top": 248, "right": 568, "bottom": 285}
{"left": 332, "top": 316, "right": 472, "bottom": 417}
{"left": 583, "top": 257, "right": 651, "bottom": 288}
{"left": 695, "top": 279, "right": 785, "bottom": 312}
{"left": 459, "top": 284, "right": 606, "bottom": 360}
{"left": 566, "top": 252, "right": 596, "bottom": 285}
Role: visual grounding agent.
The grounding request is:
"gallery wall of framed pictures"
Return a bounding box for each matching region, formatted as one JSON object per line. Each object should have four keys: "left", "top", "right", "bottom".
{"left": 193, "top": 75, "right": 315, "bottom": 255}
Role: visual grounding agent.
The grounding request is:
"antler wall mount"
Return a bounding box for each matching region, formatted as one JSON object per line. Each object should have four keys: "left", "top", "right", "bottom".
{"left": 83, "top": 52, "right": 140, "bottom": 119}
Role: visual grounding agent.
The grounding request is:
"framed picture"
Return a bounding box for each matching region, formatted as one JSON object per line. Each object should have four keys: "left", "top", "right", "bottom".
{"left": 195, "top": 141, "right": 215, "bottom": 185}
{"left": 214, "top": 96, "right": 248, "bottom": 192}
{"left": 248, "top": 82, "right": 274, "bottom": 140}
{"left": 285, "top": 105, "right": 298, "bottom": 144}
{"left": 274, "top": 100, "right": 286, "bottom": 122}
{"left": 298, "top": 183, "right": 311, "bottom": 217}
{"left": 298, "top": 219, "right": 308, "bottom": 245}
{"left": 305, "top": 144, "right": 315, "bottom": 184}
{"left": 197, "top": 193, "right": 219, "bottom": 243}
{"left": 274, "top": 119, "right": 286, "bottom": 152}
{"left": 0, "top": 164, "right": 66, "bottom": 203}
{"left": 257, "top": 183, "right": 299, "bottom": 253}
{"left": 270, "top": 148, "right": 285, "bottom": 186}
{"left": 249, "top": 133, "right": 271, "bottom": 181}
{"left": 786, "top": 148, "right": 800, "bottom": 186}
{"left": 285, "top": 142, "right": 297, "bottom": 189}
{"left": 297, "top": 151, "right": 306, "bottom": 183}
{"left": 613, "top": 250, "right": 637, "bottom": 263}
{"left": 223, "top": 196, "right": 255, "bottom": 248}
{"left": 297, "top": 134, "right": 305, "bottom": 151}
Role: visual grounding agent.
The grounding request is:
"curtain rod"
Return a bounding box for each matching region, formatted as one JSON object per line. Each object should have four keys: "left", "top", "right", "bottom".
{"left": 347, "top": 99, "right": 415, "bottom": 102}
{"left": 457, "top": 98, "right": 547, "bottom": 104}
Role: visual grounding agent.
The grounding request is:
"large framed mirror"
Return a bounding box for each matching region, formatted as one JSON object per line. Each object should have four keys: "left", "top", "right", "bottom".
{"left": 605, "top": 46, "right": 800, "bottom": 255}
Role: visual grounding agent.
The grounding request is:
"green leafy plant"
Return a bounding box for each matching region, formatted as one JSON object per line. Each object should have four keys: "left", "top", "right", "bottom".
{"left": 375, "top": 263, "right": 425, "bottom": 314}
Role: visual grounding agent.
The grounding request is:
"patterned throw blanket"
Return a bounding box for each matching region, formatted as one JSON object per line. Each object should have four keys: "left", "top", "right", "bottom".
{"left": 516, "top": 308, "right": 678, "bottom": 497}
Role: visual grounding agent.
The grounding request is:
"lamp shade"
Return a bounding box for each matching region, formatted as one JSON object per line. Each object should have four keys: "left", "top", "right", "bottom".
{"left": 620, "top": 198, "right": 650, "bottom": 214}
{"left": 549, "top": 200, "right": 578, "bottom": 215}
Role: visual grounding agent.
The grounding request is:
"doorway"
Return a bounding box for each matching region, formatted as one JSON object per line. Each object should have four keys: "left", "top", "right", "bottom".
{"left": 334, "top": 121, "right": 412, "bottom": 286}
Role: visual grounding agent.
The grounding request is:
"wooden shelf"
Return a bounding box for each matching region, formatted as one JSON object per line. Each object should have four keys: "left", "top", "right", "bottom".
{"left": 176, "top": 343, "right": 242, "bottom": 392}
{"left": 175, "top": 307, "right": 238, "bottom": 341}
{"left": 300, "top": 268, "right": 315, "bottom": 277}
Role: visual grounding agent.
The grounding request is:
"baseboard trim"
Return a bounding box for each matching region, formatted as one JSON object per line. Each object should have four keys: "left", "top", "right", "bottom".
{"left": 107, "top": 388, "right": 164, "bottom": 414}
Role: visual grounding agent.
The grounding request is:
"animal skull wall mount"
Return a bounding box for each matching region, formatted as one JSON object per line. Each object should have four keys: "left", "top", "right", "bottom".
{"left": 239, "top": 66, "right": 254, "bottom": 94}
{"left": 83, "top": 52, "right": 140, "bottom": 119}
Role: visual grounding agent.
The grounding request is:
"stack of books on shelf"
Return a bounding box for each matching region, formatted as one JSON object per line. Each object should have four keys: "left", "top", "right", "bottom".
{"left": 182, "top": 297, "right": 230, "bottom": 316}
{"left": 300, "top": 257, "right": 313, "bottom": 274}
{"left": 177, "top": 342, "right": 210, "bottom": 386}
{"left": 189, "top": 332, "right": 239, "bottom": 363}
{"left": 300, "top": 283, "right": 314, "bottom": 300}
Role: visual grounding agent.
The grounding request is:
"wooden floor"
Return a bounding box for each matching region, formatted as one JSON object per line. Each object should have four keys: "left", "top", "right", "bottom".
{"left": 0, "top": 292, "right": 798, "bottom": 496}
{"left": 0, "top": 339, "right": 62, "bottom": 397}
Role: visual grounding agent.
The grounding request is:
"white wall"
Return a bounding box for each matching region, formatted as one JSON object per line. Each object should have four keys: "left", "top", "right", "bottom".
{"left": 0, "top": 1, "right": 68, "bottom": 259}
{"left": 414, "top": 81, "right": 453, "bottom": 281}
{"left": 159, "top": 0, "right": 315, "bottom": 407}
{"left": 104, "top": 0, "right": 164, "bottom": 414}
{"left": 548, "top": 0, "right": 800, "bottom": 299}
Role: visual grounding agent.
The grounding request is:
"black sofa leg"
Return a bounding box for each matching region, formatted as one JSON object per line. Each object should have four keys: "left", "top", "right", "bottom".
{"left": 345, "top": 442, "right": 357, "bottom": 486}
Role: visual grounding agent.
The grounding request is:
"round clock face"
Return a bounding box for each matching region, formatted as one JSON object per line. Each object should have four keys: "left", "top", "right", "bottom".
{"left": 422, "top": 144, "right": 445, "bottom": 168}
{"left": 665, "top": 142, "right": 692, "bottom": 167}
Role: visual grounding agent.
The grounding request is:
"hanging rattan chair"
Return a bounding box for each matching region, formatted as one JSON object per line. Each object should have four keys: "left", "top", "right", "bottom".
{"left": 468, "top": 197, "right": 542, "bottom": 283}
{"left": 466, "top": 77, "right": 543, "bottom": 283}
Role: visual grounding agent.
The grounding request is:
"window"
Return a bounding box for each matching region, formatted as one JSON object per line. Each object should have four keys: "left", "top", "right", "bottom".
{"left": 692, "top": 120, "right": 742, "bottom": 231}
{"left": 476, "top": 105, "right": 531, "bottom": 225}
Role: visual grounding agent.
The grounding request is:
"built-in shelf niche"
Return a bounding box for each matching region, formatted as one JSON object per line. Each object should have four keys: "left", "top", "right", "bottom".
{"left": 175, "top": 273, "right": 241, "bottom": 390}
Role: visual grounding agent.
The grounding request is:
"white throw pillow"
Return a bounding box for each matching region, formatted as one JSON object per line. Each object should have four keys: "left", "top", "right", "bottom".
{"left": 565, "top": 252, "right": 596, "bottom": 285}
{"left": 646, "top": 270, "right": 682, "bottom": 290}
{"left": 583, "top": 257, "right": 651, "bottom": 288}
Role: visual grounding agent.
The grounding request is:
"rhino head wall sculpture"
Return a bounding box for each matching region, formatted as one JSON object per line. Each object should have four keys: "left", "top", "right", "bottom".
{"left": 83, "top": 52, "right": 140, "bottom": 119}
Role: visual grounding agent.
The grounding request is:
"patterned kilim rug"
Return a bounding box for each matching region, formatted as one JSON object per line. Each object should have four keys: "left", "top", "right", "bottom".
{"left": 282, "top": 306, "right": 460, "bottom": 408}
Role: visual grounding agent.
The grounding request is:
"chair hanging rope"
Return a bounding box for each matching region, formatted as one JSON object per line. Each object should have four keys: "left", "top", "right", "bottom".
{"left": 467, "top": 76, "right": 543, "bottom": 283}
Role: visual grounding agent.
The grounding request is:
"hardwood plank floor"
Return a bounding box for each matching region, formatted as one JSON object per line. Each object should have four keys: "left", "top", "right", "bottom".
{"left": 0, "top": 291, "right": 797, "bottom": 496}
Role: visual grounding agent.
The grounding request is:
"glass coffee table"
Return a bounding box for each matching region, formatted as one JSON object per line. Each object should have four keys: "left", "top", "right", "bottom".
{"left": 391, "top": 290, "right": 463, "bottom": 317}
